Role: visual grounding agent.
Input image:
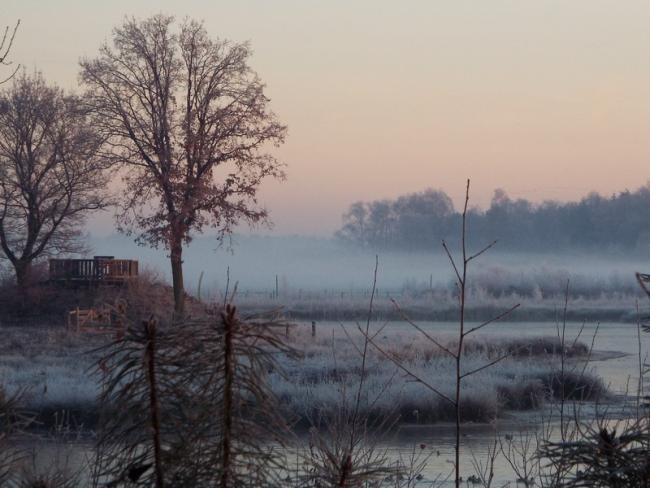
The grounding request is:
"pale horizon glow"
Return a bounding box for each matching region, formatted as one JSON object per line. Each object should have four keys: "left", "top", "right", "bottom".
{"left": 4, "top": 0, "right": 650, "bottom": 236}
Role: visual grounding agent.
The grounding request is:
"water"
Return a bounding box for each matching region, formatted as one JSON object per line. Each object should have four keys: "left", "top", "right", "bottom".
{"left": 293, "top": 320, "right": 646, "bottom": 485}
{"left": 309, "top": 319, "right": 642, "bottom": 392}
{"left": 21, "top": 321, "right": 647, "bottom": 485}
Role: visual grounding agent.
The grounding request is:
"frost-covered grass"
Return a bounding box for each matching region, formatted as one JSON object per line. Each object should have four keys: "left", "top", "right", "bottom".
{"left": 208, "top": 261, "right": 647, "bottom": 322}
{"left": 271, "top": 325, "right": 606, "bottom": 424}
{"left": 0, "top": 323, "right": 607, "bottom": 427}
{"left": 0, "top": 327, "right": 100, "bottom": 418}
{"left": 227, "top": 285, "right": 642, "bottom": 323}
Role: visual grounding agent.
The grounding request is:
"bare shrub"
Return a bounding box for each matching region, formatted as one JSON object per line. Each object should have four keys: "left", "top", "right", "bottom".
{"left": 533, "top": 274, "right": 650, "bottom": 486}
{"left": 294, "top": 258, "right": 397, "bottom": 487}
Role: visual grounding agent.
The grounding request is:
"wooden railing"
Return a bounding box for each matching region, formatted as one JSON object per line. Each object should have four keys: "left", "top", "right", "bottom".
{"left": 49, "top": 258, "right": 138, "bottom": 283}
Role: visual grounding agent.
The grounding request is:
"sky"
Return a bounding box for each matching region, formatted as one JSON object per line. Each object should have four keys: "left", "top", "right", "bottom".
{"left": 3, "top": 1, "right": 650, "bottom": 236}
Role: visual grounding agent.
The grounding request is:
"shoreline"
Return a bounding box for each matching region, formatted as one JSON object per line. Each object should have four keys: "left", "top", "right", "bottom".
{"left": 244, "top": 305, "right": 640, "bottom": 324}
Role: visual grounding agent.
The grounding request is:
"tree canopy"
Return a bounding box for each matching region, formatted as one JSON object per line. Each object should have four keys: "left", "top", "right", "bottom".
{"left": 336, "top": 185, "right": 650, "bottom": 252}
{"left": 80, "top": 15, "right": 286, "bottom": 313}
{"left": 0, "top": 72, "right": 110, "bottom": 291}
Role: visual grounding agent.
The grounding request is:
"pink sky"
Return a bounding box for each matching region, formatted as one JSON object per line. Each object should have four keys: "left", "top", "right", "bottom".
{"left": 4, "top": 0, "right": 650, "bottom": 235}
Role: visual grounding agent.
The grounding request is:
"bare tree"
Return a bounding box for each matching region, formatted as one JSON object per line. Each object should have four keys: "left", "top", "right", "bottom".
{"left": 80, "top": 15, "right": 287, "bottom": 314}
{"left": 358, "top": 180, "right": 519, "bottom": 488}
{"left": 0, "top": 20, "right": 20, "bottom": 84}
{"left": 0, "top": 72, "right": 110, "bottom": 296}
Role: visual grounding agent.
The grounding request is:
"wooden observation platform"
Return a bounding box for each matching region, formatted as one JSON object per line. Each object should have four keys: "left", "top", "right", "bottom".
{"left": 49, "top": 256, "right": 138, "bottom": 286}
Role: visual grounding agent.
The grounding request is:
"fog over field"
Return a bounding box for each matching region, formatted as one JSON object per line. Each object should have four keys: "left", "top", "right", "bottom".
{"left": 90, "top": 233, "right": 649, "bottom": 299}
{"left": 5, "top": 2, "right": 650, "bottom": 485}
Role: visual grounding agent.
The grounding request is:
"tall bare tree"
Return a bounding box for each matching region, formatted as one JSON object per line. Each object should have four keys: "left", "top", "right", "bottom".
{"left": 80, "top": 15, "right": 287, "bottom": 314}
{"left": 0, "top": 20, "right": 20, "bottom": 84}
{"left": 0, "top": 72, "right": 110, "bottom": 294}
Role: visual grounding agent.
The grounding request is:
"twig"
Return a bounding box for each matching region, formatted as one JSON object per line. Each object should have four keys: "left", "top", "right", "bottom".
{"left": 460, "top": 352, "right": 510, "bottom": 380}
{"left": 357, "top": 324, "right": 456, "bottom": 406}
{"left": 442, "top": 240, "right": 462, "bottom": 286}
{"left": 467, "top": 240, "right": 498, "bottom": 263}
{"left": 463, "top": 304, "right": 520, "bottom": 337}
{"left": 390, "top": 299, "right": 456, "bottom": 358}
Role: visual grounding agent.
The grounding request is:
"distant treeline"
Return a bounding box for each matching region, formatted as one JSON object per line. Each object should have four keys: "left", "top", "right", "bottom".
{"left": 336, "top": 185, "right": 650, "bottom": 251}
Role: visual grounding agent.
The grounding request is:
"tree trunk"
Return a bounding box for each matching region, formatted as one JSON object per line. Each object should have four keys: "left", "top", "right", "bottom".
{"left": 170, "top": 240, "right": 185, "bottom": 316}
{"left": 144, "top": 318, "right": 165, "bottom": 488}
{"left": 14, "top": 259, "right": 32, "bottom": 303}
{"left": 220, "top": 307, "right": 235, "bottom": 488}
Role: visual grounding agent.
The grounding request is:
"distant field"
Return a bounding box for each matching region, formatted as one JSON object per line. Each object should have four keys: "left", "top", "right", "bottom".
{"left": 87, "top": 234, "right": 649, "bottom": 323}
{"left": 232, "top": 288, "right": 641, "bottom": 323}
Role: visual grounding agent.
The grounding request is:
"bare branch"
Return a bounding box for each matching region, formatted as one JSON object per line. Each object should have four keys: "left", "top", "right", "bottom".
{"left": 466, "top": 239, "right": 497, "bottom": 263}
{"left": 442, "top": 239, "right": 462, "bottom": 286}
{"left": 339, "top": 323, "right": 364, "bottom": 358}
{"left": 0, "top": 20, "right": 20, "bottom": 85}
{"left": 460, "top": 352, "right": 510, "bottom": 380}
{"left": 390, "top": 298, "right": 457, "bottom": 358}
{"left": 635, "top": 272, "right": 650, "bottom": 300}
{"left": 356, "top": 323, "right": 456, "bottom": 406}
{"left": 462, "top": 303, "right": 520, "bottom": 337}
{"left": 462, "top": 178, "right": 470, "bottom": 216}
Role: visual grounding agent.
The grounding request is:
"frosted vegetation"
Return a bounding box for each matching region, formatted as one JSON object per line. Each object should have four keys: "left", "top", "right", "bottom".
{"left": 0, "top": 328, "right": 100, "bottom": 417}
{"left": 273, "top": 325, "right": 605, "bottom": 424}
{"left": 0, "top": 323, "right": 605, "bottom": 426}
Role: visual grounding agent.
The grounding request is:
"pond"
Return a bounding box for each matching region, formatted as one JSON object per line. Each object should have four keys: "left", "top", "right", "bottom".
{"left": 17, "top": 320, "right": 647, "bottom": 486}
